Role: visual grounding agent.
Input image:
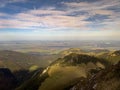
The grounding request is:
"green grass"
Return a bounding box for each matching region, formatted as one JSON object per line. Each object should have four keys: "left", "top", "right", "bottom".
{"left": 39, "top": 65, "right": 87, "bottom": 90}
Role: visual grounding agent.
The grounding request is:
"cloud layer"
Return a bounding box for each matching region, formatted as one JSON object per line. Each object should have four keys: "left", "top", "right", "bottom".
{"left": 0, "top": 0, "right": 120, "bottom": 40}
{"left": 0, "top": 0, "right": 120, "bottom": 31}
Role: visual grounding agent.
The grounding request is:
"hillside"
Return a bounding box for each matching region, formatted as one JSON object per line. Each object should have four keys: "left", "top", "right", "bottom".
{"left": 0, "top": 50, "right": 59, "bottom": 71}
{"left": 70, "top": 61, "right": 120, "bottom": 90}
{"left": 59, "top": 48, "right": 85, "bottom": 55}
{"left": 51, "top": 53, "right": 108, "bottom": 66}
{"left": 112, "top": 50, "right": 120, "bottom": 56}
{"left": 60, "top": 48, "right": 120, "bottom": 64}
{"left": 16, "top": 53, "right": 109, "bottom": 90}
{"left": 59, "top": 48, "right": 110, "bottom": 56}
{"left": 98, "top": 50, "right": 120, "bottom": 64}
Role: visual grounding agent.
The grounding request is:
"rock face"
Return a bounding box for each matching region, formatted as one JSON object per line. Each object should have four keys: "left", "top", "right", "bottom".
{"left": 70, "top": 61, "right": 120, "bottom": 90}
{"left": 0, "top": 68, "right": 17, "bottom": 90}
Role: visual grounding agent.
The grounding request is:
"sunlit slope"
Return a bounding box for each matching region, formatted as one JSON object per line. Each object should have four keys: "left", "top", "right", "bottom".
{"left": 17, "top": 53, "right": 109, "bottom": 90}
{"left": 59, "top": 48, "right": 110, "bottom": 56}
{"left": 98, "top": 50, "right": 120, "bottom": 64}
{"left": 38, "top": 53, "right": 108, "bottom": 90}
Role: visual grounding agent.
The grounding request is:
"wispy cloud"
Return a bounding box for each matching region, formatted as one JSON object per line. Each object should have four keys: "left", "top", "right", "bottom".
{"left": 0, "top": 7, "right": 90, "bottom": 30}
{"left": 0, "top": 0, "right": 119, "bottom": 32}
{"left": 64, "top": 0, "right": 120, "bottom": 11}
{"left": 63, "top": 0, "right": 120, "bottom": 28}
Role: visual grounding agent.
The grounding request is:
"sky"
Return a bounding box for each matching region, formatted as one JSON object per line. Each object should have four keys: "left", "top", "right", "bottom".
{"left": 0, "top": 0, "right": 120, "bottom": 41}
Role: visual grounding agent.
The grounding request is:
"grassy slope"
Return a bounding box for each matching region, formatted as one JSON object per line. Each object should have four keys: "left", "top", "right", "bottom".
{"left": 39, "top": 65, "right": 87, "bottom": 90}
{"left": 38, "top": 53, "right": 109, "bottom": 90}
{"left": 97, "top": 50, "right": 120, "bottom": 64}
{"left": 16, "top": 53, "right": 109, "bottom": 90}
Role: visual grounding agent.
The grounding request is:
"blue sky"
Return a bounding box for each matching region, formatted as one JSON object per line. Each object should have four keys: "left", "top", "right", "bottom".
{"left": 0, "top": 0, "right": 120, "bottom": 40}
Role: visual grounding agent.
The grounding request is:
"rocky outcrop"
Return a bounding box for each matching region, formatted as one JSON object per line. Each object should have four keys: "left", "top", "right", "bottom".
{"left": 70, "top": 61, "right": 120, "bottom": 90}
